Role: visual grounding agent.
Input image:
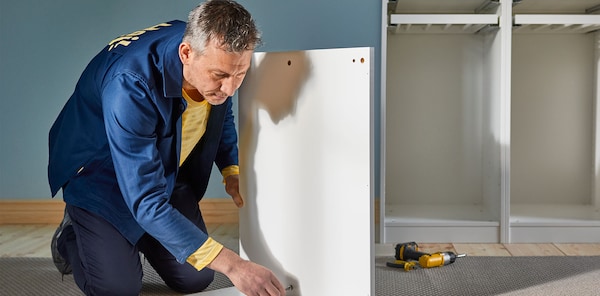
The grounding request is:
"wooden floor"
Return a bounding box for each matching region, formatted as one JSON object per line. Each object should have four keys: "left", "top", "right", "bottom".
{"left": 0, "top": 224, "right": 239, "bottom": 258}
{"left": 1, "top": 224, "right": 599, "bottom": 257}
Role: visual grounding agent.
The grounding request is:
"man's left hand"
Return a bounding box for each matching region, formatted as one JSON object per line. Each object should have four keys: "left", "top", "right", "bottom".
{"left": 225, "top": 175, "right": 244, "bottom": 208}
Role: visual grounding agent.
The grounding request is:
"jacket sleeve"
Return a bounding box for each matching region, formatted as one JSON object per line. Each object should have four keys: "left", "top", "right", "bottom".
{"left": 214, "top": 98, "right": 239, "bottom": 171}
{"left": 101, "top": 72, "right": 206, "bottom": 263}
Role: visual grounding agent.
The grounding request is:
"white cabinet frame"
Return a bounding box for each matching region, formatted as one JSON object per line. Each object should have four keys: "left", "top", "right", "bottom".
{"left": 381, "top": 0, "right": 600, "bottom": 244}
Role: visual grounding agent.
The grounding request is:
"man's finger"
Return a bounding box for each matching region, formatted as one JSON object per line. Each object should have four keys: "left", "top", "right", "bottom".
{"left": 265, "top": 282, "right": 285, "bottom": 296}
{"left": 232, "top": 195, "right": 244, "bottom": 208}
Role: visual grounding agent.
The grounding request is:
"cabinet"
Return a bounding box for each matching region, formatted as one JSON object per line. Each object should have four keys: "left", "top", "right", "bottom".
{"left": 511, "top": 1, "right": 600, "bottom": 242}
{"left": 381, "top": 0, "right": 600, "bottom": 243}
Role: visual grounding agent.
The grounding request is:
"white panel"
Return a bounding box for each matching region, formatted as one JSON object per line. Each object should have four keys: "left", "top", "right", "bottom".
{"left": 498, "top": 0, "right": 513, "bottom": 244}
{"left": 511, "top": 34, "right": 594, "bottom": 205}
{"left": 385, "top": 226, "right": 500, "bottom": 243}
{"left": 594, "top": 31, "right": 600, "bottom": 207}
{"left": 385, "top": 34, "right": 487, "bottom": 205}
{"left": 235, "top": 48, "right": 373, "bottom": 296}
{"left": 510, "top": 227, "right": 600, "bottom": 243}
{"left": 514, "top": 14, "right": 600, "bottom": 25}
{"left": 379, "top": 0, "right": 388, "bottom": 245}
{"left": 390, "top": 14, "right": 498, "bottom": 25}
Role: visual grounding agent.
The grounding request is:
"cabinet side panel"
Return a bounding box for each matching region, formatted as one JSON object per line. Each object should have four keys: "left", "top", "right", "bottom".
{"left": 238, "top": 48, "right": 373, "bottom": 296}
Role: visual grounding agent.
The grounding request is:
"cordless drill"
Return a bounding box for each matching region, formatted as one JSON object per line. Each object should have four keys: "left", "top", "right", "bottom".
{"left": 395, "top": 242, "right": 466, "bottom": 268}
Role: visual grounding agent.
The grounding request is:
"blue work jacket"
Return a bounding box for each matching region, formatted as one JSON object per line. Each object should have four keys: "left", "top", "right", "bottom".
{"left": 48, "top": 20, "right": 239, "bottom": 263}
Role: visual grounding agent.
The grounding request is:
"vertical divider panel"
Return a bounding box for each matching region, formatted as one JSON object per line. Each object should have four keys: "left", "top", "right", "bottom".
{"left": 237, "top": 47, "right": 373, "bottom": 296}
{"left": 499, "top": 0, "right": 513, "bottom": 243}
{"left": 481, "top": 15, "right": 503, "bottom": 236}
{"left": 379, "top": 0, "right": 389, "bottom": 244}
{"left": 594, "top": 31, "right": 600, "bottom": 207}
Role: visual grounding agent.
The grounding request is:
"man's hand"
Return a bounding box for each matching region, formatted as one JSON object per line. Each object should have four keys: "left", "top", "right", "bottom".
{"left": 209, "top": 248, "right": 286, "bottom": 296}
{"left": 225, "top": 174, "right": 244, "bottom": 208}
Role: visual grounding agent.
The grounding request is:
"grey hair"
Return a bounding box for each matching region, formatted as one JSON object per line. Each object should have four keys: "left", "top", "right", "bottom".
{"left": 183, "top": 0, "right": 261, "bottom": 53}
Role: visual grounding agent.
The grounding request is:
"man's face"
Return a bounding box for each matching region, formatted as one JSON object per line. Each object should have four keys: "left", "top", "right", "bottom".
{"left": 180, "top": 38, "right": 253, "bottom": 105}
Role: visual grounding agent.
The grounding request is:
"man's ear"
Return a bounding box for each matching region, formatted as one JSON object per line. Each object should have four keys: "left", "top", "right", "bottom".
{"left": 179, "top": 42, "right": 193, "bottom": 64}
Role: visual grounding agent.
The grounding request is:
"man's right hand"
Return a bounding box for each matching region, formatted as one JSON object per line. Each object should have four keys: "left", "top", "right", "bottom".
{"left": 208, "top": 247, "right": 286, "bottom": 296}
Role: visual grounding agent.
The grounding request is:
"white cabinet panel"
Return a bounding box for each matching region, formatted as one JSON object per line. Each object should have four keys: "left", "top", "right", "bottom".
{"left": 233, "top": 47, "right": 374, "bottom": 296}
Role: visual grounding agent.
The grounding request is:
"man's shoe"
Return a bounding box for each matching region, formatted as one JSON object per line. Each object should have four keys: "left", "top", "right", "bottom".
{"left": 51, "top": 209, "right": 72, "bottom": 275}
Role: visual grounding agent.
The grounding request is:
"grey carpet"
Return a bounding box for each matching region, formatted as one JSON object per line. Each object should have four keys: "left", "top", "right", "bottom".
{"left": 0, "top": 257, "right": 233, "bottom": 296}
{"left": 375, "top": 256, "right": 600, "bottom": 296}
{"left": 2, "top": 256, "right": 600, "bottom": 295}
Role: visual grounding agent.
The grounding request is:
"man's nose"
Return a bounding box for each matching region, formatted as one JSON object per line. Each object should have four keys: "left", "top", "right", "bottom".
{"left": 220, "top": 77, "right": 237, "bottom": 97}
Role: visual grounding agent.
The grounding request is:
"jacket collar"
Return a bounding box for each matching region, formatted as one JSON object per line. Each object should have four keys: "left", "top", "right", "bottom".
{"left": 162, "top": 32, "right": 184, "bottom": 98}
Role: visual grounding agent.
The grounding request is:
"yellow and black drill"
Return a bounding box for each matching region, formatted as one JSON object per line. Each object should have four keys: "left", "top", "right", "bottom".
{"left": 387, "top": 241, "right": 466, "bottom": 270}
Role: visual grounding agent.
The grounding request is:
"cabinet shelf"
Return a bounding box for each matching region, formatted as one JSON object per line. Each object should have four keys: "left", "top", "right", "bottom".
{"left": 385, "top": 204, "right": 499, "bottom": 226}
{"left": 389, "top": 14, "right": 498, "bottom": 34}
{"left": 510, "top": 204, "right": 600, "bottom": 243}
{"left": 385, "top": 204, "right": 500, "bottom": 243}
{"left": 512, "top": 0, "right": 600, "bottom": 14}
{"left": 511, "top": 204, "right": 600, "bottom": 226}
{"left": 513, "top": 14, "right": 600, "bottom": 33}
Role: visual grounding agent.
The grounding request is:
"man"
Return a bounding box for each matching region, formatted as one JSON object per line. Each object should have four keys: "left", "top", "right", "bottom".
{"left": 48, "top": 1, "right": 286, "bottom": 295}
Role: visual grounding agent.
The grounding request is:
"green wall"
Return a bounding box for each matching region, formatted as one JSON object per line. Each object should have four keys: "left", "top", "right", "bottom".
{"left": 0, "top": 0, "right": 381, "bottom": 200}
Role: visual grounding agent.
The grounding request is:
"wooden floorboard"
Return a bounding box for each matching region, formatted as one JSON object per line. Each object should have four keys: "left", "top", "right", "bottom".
{"left": 504, "top": 243, "right": 565, "bottom": 256}
{"left": 1, "top": 224, "right": 599, "bottom": 258}
{"left": 555, "top": 243, "right": 600, "bottom": 256}
{"left": 453, "top": 243, "right": 512, "bottom": 256}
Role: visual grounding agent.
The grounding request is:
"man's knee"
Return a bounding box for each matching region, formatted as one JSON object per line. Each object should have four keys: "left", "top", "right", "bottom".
{"left": 85, "top": 279, "right": 142, "bottom": 296}
{"left": 164, "top": 268, "right": 215, "bottom": 294}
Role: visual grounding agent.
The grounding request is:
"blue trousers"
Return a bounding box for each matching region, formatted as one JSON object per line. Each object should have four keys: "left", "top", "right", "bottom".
{"left": 58, "top": 184, "right": 214, "bottom": 296}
